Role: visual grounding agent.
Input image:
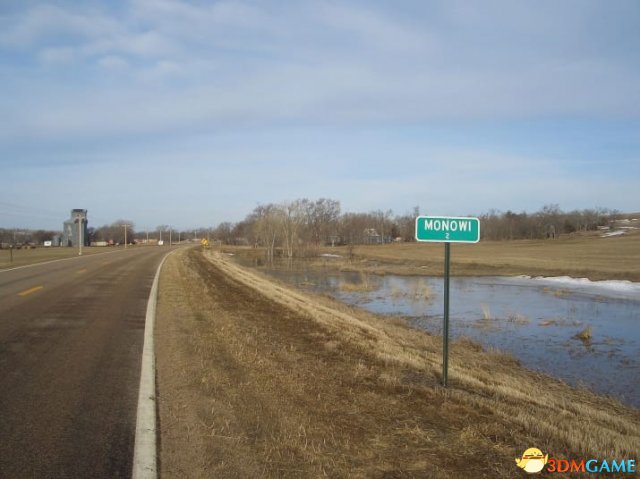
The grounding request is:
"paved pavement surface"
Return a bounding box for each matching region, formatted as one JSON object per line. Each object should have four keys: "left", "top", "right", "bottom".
{"left": 0, "top": 246, "right": 174, "bottom": 479}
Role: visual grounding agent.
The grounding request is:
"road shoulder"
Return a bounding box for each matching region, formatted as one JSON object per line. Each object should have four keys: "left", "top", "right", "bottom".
{"left": 155, "top": 248, "right": 640, "bottom": 478}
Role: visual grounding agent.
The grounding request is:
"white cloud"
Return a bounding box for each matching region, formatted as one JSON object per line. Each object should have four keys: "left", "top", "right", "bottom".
{"left": 313, "top": 2, "right": 433, "bottom": 54}
{"left": 38, "top": 46, "right": 75, "bottom": 65}
{"left": 97, "top": 55, "right": 129, "bottom": 70}
{"left": 0, "top": 3, "right": 120, "bottom": 48}
{"left": 134, "top": 60, "right": 184, "bottom": 83}
{"left": 131, "top": 0, "right": 277, "bottom": 34}
{"left": 117, "top": 30, "right": 178, "bottom": 58}
{"left": 2, "top": 1, "right": 636, "bottom": 144}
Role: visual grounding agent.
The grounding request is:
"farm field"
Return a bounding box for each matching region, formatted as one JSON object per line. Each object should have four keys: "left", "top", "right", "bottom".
{"left": 155, "top": 248, "right": 639, "bottom": 478}
{"left": 314, "top": 231, "right": 640, "bottom": 282}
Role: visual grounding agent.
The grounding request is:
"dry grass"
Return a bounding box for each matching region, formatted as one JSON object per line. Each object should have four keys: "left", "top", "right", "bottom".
{"left": 338, "top": 272, "right": 378, "bottom": 293}
{"left": 315, "top": 230, "right": 640, "bottom": 281}
{"left": 544, "top": 287, "right": 571, "bottom": 298}
{"left": 575, "top": 326, "right": 593, "bottom": 342}
{"left": 389, "top": 279, "right": 433, "bottom": 305}
{"left": 507, "top": 313, "right": 529, "bottom": 325}
{"left": 410, "top": 278, "right": 433, "bottom": 302}
{"left": 156, "top": 248, "right": 640, "bottom": 479}
{"left": 539, "top": 319, "right": 558, "bottom": 327}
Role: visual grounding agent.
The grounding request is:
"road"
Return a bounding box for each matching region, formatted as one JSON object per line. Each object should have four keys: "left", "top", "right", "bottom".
{"left": 0, "top": 246, "right": 174, "bottom": 479}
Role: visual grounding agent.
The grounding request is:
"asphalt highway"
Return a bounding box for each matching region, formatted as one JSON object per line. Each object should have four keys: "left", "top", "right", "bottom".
{"left": 0, "top": 246, "right": 174, "bottom": 478}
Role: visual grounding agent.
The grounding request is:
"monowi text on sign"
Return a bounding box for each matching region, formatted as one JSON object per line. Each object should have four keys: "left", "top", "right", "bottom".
{"left": 415, "top": 216, "right": 480, "bottom": 243}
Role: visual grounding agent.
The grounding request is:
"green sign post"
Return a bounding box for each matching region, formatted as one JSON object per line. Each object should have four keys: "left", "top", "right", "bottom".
{"left": 415, "top": 216, "right": 480, "bottom": 387}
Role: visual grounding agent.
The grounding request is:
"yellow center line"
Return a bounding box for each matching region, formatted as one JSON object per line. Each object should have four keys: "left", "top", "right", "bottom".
{"left": 18, "top": 285, "right": 44, "bottom": 297}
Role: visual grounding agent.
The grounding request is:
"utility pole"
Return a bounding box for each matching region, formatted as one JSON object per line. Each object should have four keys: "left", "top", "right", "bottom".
{"left": 122, "top": 224, "right": 128, "bottom": 249}
{"left": 169, "top": 227, "right": 172, "bottom": 246}
{"left": 146, "top": 227, "right": 149, "bottom": 245}
{"left": 178, "top": 231, "right": 181, "bottom": 244}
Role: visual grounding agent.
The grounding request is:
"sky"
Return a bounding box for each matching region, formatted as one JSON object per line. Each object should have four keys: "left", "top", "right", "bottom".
{"left": 1, "top": 0, "right": 639, "bottom": 231}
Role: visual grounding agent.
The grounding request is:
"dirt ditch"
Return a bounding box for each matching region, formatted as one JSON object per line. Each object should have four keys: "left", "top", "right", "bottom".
{"left": 155, "top": 247, "right": 639, "bottom": 478}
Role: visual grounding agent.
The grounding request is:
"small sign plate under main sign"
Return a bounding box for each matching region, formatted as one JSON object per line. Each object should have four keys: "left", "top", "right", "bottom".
{"left": 415, "top": 216, "right": 480, "bottom": 243}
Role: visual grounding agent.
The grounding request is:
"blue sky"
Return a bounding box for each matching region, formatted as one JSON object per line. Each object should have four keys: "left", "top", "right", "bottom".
{"left": 1, "top": 0, "right": 639, "bottom": 230}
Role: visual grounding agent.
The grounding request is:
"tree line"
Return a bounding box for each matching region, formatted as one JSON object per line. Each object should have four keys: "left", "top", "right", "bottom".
{"left": 479, "top": 205, "right": 618, "bottom": 240}
{"left": 210, "top": 200, "right": 619, "bottom": 256}
{"left": 1, "top": 203, "right": 620, "bottom": 249}
{"left": 1, "top": 222, "right": 201, "bottom": 246}
{"left": 0, "top": 228, "right": 59, "bottom": 247}
{"left": 90, "top": 223, "right": 193, "bottom": 244}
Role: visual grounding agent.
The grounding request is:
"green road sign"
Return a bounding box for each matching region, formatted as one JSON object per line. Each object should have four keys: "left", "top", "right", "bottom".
{"left": 415, "top": 215, "right": 481, "bottom": 387}
{"left": 415, "top": 216, "right": 480, "bottom": 243}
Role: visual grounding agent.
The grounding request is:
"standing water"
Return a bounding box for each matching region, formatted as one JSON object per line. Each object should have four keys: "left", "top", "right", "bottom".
{"left": 238, "top": 258, "right": 640, "bottom": 408}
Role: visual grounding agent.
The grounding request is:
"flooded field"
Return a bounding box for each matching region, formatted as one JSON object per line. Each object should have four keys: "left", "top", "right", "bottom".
{"left": 236, "top": 256, "right": 640, "bottom": 407}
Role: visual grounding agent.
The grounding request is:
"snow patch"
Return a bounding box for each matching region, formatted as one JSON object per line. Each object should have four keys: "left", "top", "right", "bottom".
{"left": 319, "top": 253, "right": 342, "bottom": 258}
{"left": 601, "top": 230, "right": 625, "bottom": 237}
{"left": 522, "top": 275, "right": 640, "bottom": 298}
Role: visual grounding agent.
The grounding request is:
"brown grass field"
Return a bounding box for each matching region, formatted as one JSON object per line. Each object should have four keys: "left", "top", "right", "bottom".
{"left": 315, "top": 230, "right": 640, "bottom": 281}
{"left": 155, "top": 248, "right": 640, "bottom": 478}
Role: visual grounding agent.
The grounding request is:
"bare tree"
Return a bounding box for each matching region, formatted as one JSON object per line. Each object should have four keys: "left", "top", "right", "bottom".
{"left": 252, "top": 203, "right": 284, "bottom": 261}
{"left": 212, "top": 222, "right": 234, "bottom": 244}
{"left": 394, "top": 206, "right": 420, "bottom": 242}
{"left": 95, "top": 220, "right": 135, "bottom": 244}
{"left": 281, "top": 199, "right": 307, "bottom": 258}
{"left": 339, "top": 212, "right": 371, "bottom": 245}
{"left": 305, "top": 198, "right": 341, "bottom": 248}
{"left": 372, "top": 209, "right": 394, "bottom": 244}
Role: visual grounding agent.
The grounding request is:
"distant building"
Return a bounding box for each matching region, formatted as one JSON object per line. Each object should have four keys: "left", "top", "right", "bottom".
{"left": 363, "top": 228, "right": 383, "bottom": 245}
{"left": 62, "top": 209, "right": 89, "bottom": 247}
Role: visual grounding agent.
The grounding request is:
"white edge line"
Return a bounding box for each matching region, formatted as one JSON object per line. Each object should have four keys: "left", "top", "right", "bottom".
{"left": 132, "top": 250, "right": 174, "bottom": 479}
{"left": 0, "top": 247, "right": 138, "bottom": 273}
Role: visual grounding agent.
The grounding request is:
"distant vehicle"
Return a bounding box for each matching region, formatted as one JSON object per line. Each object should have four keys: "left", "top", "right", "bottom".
{"left": 158, "top": 240, "right": 164, "bottom": 246}
{"left": 44, "top": 241, "right": 52, "bottom": 247}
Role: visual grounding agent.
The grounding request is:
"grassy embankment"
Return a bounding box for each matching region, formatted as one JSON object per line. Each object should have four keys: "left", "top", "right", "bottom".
{"left": 308, "top": 230, "right": 640, "bottom": 281}
{"left": 155, "top": 247, "right": 639, "bottom": 478}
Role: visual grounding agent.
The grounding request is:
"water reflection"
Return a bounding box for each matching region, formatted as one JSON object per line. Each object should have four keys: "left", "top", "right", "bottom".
{"left": 235, "top": 257, "right": 640, "bottom": 408}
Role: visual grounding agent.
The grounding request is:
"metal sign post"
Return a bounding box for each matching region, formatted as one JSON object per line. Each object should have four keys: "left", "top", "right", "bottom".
{"left": 442, "top": 242, "right": 450, "bottom": 386}
{"left": 415, "top": 216, "right": 480, "bottom": 387}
